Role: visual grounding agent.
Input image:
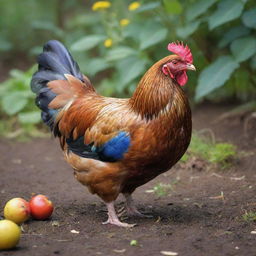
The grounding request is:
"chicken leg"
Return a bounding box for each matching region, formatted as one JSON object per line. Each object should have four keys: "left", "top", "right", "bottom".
{"left": 118, "top": 193, "right": 153, "bottom": 218}
{"left": 103, "top": 202, "right": 136, "bottom": 228}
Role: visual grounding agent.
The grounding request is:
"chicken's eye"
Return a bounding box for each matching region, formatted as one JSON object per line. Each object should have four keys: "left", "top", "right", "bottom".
{"left": 172, "top": 60, "right": 178, "bottom": 65}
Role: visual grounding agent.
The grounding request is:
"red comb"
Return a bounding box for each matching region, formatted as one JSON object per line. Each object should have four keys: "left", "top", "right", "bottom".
{"left": 167, "top": 42, "right": 193, "bottom": 63}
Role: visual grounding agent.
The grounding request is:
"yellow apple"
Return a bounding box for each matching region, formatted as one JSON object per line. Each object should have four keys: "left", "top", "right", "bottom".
{"left": 0, "top": 220, "right": 21, "bottom": 250}
{"left": 4, "top": 198, "right": 30, "bottom": 224}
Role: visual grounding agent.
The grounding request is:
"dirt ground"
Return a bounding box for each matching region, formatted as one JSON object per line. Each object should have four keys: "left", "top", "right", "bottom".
{"left": 0, "top": 103, "right": 256, "bottom": 256}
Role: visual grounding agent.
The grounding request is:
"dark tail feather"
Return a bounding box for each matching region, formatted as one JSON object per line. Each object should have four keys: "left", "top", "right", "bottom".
{"left": 31, "top": 40, "right": 84, "bottom": 129}
{"left": 41, "top": 40, "right": 83, "bottom": 80}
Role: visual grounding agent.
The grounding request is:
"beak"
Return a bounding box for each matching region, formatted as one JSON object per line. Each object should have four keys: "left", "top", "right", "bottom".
{"left": 186, "top": 63, "right": 196, "bottom": 71}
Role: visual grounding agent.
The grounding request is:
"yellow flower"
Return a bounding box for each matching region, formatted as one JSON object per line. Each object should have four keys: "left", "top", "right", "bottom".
{"left": 128, "top": 2, "right": 141, "bottom": 11}
{"left": 92, "top": 1, "right": 111, "bottom": 11}
{"left": 120, "top": 19, "right": 130, "bottom": 27}
{"left": 104, "top": 38, "right": 113, "bottom": 48}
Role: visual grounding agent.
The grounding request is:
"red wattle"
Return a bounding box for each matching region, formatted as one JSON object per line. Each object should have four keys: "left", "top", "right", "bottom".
{"left": 176, "top": 71, "right": 188, "bottom": 86}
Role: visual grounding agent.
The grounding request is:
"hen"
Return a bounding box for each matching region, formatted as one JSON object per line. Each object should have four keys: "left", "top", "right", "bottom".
{"left": 31, "top": 40, "right": 195, "bottom": 227}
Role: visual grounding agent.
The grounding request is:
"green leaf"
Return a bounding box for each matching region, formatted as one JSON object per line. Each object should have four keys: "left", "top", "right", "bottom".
{"left": 186, "top": 0, "right": 216, "bottom": 21}
{"left": 230, "top": 36, "right": 256, "bottom": 62}
{"left": 18, "top": 111, "right": 41, "bottom": 124}
{"left": 208, "top": 0, "right": 244, "bottom": 30}
{"left": 134, "top": 2, "right": 160, "bottom": 12}
{"left": 118, "top": 57, "right": 146, "bottom": 89}
{"left": 106, "top": 47, "right": 137, "bottom": 62}
{"left": 195, "top": 55, "right": 239, "bottom": 100}
{"left": 85, "top": 58, "right": 110, "bottom": 76}
{"left": 177, "top": 21, "right": 200, "bottom": 39}
{"left": 67, "top": 13, "right": 100, "bottom": 28}
{"left": 163, "top": 0, "right": 182, "bottom": 15}
{"left": 32, "top": 21, "right": 64, "bottom": 37}
{"left": 2, "top": 92, "right": 28, "bottom": 115}
{"left": 218, "top": 26, "right": 251, "bottom": 48}
{"left": 242, "top": 8, "right": 256, "bottom": 29}
{"left": 71, "top": 35, "right": 106, "bottom": 52}
{"left": 139, "top": 28, "right": 168, "bottom": 50}
{"left": 123, "top": 23, "right": 144, "bottom": 41}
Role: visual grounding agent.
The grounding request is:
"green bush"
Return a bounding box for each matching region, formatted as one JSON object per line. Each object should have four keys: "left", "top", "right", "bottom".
{"left": 0, "top": 66, "right": 39, "bottom": 121}
{"left": 1, "top": 0, "right": 255, "bottom": 100}
{"left": 68, "top": 1, "right": 171, "bottom": 97}
{"left": 0, "top": 66, "right": 44, "bottom": 137}
{"left": 182, "top": 0, "right": 256, "bottom": 102}
{"left": 66, "top": 0, "right": 256, "bottom": 101}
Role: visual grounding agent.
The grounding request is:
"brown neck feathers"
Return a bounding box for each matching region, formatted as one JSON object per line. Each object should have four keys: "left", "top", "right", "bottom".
{"left": 129, "top": 56, "right": 179, "bottom": 119}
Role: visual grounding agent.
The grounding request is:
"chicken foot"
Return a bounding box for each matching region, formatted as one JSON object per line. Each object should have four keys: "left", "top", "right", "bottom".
{"left": 118, "top": 193, "right": 153, "bottom": 218}
{"left": 103, "top": 202, "right": 136, "bottom": 228}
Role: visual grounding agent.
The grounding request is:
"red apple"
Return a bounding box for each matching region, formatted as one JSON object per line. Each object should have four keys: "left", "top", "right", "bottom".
{"left": 4, "top": 198, "right": 30, "bottom": 224}
{"left": 29, "top": 195, "right": 54, "bottom": 220}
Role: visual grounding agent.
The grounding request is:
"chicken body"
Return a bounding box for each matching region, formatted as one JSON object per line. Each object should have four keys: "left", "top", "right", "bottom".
{"left": 31, "top": 40, "right": 194, "bottom": 227}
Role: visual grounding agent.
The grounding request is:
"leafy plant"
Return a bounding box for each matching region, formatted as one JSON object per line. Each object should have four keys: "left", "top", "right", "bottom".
{"left": 67, "top": 1, "right": 180, "bottom": 96}
{"left": 76, "top": 1, "right": 253, "bottom": 100}
{"left": 178, "top": 0, "right": 256, "bottom": 102}
{"left": 1, "top": 0, "right": 255, "bottom": 102}
{"left": 0, "top": 0, "right": 66, "bottom": 57}
{"left": 242, "top": 211, "right": 256, "bottom": 222}
{"left": 0, "top": 66, "right": 44, "bottom": 137}
{"left": 65, "top": 0, "right": 256, "bottom": 102}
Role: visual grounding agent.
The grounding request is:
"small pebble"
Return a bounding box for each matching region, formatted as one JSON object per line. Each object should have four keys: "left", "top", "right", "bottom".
{"left": 160, "top": 251, "right": 178, "bottom": 256}
{"left": 70, "top": 229, "right": 80, "bottom": 234}
{"left": 113, "top": 249, "right": 126, "bottom": 253}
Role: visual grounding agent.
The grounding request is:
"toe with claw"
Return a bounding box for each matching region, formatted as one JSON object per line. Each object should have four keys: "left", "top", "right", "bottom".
{"left": 104, "top": 202, "right": 136, "bottom": 228}
{"left": 124, "top": 193, "right": 153, "bottom": 218}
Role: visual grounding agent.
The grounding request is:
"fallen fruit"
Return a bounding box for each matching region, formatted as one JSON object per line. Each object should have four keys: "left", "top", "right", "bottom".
{"left": 29, "top": 194, "right": 54, "bottom": 220}
{"left": 4, "top": 198, "right": 30, "bottom": 224}
{"left": 0, "top": 220, "right": 21, "bottom": 250}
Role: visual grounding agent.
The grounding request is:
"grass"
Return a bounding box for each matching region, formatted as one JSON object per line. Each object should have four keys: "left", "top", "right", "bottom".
{"left": 153, "top": 181, "right": 178, "bottom": 197}
{"left": 182, "top": 133, "right": 237, "bottom": 169}
{"left": 242, "top": 211, "right": 256, "bottom": 222}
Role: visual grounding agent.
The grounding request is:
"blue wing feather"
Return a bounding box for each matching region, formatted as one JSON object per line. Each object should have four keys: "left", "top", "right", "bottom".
{"left": 67, "top": 131, "right": 131, "bottom": 162}
{"left": 99, "top": 132, "right": 130, "bottom": 161}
